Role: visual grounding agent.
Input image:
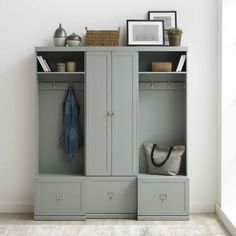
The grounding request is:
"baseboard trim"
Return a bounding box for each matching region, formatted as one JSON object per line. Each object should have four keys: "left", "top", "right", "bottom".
{"left": 216, "top": 204, "right": 236, "bottom": 235}
{"left": 87, "top": 214, "right": 136, "bottom": 219}
{"left": 34, "top": 215, "right": 86, "bottom": 221}
{"left": 138, "top": 215, "right": 189, "bottom": 221}
{"left": 190, "top": 203, "right": 215, "bottom": 213}
{"left": 0, "top": 203, "right": 215, "bottom": 214}
{"left": 0, "top": 204, "right": 33, "bottom": 213}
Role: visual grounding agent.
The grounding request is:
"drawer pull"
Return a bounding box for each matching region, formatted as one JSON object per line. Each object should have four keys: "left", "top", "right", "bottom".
{"left": 56, "top": 194, "right": 64, "bottom": 201}
{"left": 107, "top": 192, "right": 115, "bottom": 200}
{"left": 159, "top": 194, "right": 167, "bottom": 202}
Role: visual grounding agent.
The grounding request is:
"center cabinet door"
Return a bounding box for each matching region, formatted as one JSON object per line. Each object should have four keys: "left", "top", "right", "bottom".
{"left": 86, "top": 51, "right": 138, "bottom": 176}
{"left": 86, "top": 52, "right": 112, "bottom": 176}
{"left": 111, "top": 51, "right": 138, "bottom": 176}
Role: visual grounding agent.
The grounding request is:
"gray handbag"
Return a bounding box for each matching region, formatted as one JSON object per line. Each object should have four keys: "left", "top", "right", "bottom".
{"left": 143, "top": 143, "right": 185, "bottom": 176}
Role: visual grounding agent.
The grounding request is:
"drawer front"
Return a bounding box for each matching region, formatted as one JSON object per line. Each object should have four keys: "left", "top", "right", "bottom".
{"left": 138, "top": 178, "right": 189, "bottom": 215}
{"left": 87, "top": 177, "right": 137, "bottom": 214}
{"left": 35, "top": 181, "right": 85, "bottom": 215}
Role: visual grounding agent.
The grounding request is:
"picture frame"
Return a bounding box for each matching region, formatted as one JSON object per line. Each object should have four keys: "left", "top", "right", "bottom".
{"left": 148, "top": 11, "right": 177, "bottom": 45}
{"left": 127, "top": 20, "right": 164, "bottom": 46}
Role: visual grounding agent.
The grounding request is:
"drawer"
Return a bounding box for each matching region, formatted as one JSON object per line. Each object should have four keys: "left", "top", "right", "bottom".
{"left": 87, "top": 177, "right": 137, "bottom": 214}
{"left": 138, "top": 176, "right": 189, "bottom": 216}
{"left": 35, "top": 177, "right": 85, "bottom": 216}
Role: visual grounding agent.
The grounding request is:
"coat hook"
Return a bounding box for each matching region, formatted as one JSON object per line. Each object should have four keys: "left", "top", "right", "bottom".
{"left": 168, "top": 81, "right": 171, "bottom": 88}
{"left": 151, "top": 81, "right": 154, "bottom": 88}
{"left": 52, "top": 81, "right": 56, "bottom": 89}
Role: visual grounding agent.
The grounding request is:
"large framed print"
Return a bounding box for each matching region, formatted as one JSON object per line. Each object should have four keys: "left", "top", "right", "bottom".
{"left": 127, "top": 20, "right": 164, "bottom": 46}
{"left": 148, "top": 11, "right": 177, "bottom": 45}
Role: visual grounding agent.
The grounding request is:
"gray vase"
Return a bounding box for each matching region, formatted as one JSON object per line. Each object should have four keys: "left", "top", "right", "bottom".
{"left": 53, "top": 23, "right": 67, "bottom": 47}
{"left": 67, "top": 32, "right": 81, "bottom": 47}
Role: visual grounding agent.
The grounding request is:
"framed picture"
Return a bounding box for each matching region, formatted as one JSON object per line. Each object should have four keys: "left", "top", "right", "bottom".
{"left": 148, "top": 11, "right": 177, "bottom": 45}
{"left": 127, "top": 20, "right": 164, "bottom": 46}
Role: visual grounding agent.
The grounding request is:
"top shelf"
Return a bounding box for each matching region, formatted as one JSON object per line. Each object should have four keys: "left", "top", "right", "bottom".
{"left": 36, "top": 46, "right": 188, "bottom": 52}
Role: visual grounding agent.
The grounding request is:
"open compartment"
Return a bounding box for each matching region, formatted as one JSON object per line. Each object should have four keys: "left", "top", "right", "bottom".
{"left": 138, "top": 56, "right": 187, "bottom": 176}
{"left": 37, "top": 52, "right": 85, "bottom": 72}
{"left": 139, "top": 51, "right": 187, "bottom": 72}
{"left": 38, "top": 77, "right": 85, "bottom": 176}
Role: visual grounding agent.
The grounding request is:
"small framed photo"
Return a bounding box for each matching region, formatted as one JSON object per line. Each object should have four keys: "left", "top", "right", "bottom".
{"left": 127, "top": 20, "right": 164, "bottom": 46}
{"left": 148, "top": 11, "right": 177, "bottom": 45}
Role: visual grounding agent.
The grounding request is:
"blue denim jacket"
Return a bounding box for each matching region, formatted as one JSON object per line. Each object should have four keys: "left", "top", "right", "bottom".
{"left": 62, "top": 86, "right": 80, "bottom": 157}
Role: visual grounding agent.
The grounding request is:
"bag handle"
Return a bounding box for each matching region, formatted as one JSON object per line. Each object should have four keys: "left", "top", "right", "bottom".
{"left": 151, "top": 144, "right": 173, "bottom": 167}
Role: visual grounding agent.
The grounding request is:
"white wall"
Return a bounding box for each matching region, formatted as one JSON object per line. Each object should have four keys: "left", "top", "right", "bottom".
{"left": 220, "top": 0, "right": 236, "bottom": 223}
{"left": 0, "top": 0, "right": 217, "bottom": 213}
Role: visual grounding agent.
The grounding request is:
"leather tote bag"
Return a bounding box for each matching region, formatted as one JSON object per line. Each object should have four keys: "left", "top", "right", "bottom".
{"left": 143, "top": 143, "right": 185, "bottom": 176}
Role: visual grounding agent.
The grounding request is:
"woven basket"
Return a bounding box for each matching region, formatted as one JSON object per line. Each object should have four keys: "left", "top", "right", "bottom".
{"left": 85, "top": 27, "right": 120, "bottom": 46}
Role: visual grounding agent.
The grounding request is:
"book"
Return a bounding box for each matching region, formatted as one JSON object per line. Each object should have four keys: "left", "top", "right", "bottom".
{"left": 178, "top": 55, "right": 186, "bottom": 72}
{"left": 43, "top": 58, "right": 51, "bottom": 72}
{"left": 37, "top": 56, "right": 48, "bottom": 72}
{"left": 176, "top": 55, "right": 184, "bottom": 72}
{"left": 176, "top": 55, "right": 186, "bottom": 72}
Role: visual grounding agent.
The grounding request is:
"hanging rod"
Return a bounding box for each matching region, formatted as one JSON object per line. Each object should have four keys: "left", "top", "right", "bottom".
{"left": 139, "top": 81, "right": 185, "bottom": 84}
{"left": 38, "top": 81, "right": 84, "bottom": 84}
{"left": 139, "top": 80, "right": 185, "bottom": 90}
{"left": 38, "top": 81, "right": 84, "bottom": 90}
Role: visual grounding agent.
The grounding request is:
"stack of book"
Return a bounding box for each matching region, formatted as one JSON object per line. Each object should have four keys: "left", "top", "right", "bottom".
{"left": 176, "top": 55, "right": 186, "bottom": 72}
{"left": 37, "top": 56, "right": 51, "bottom": 72}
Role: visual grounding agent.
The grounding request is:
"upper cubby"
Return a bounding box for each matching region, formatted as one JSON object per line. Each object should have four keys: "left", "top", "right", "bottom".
{"left": 139, "top": 51, "right": 187, "bottom": 73}
{"left": 37, "top": 51, "right": 85, "bottom": 73}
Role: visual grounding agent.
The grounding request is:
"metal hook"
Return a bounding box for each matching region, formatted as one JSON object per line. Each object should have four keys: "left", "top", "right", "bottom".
{"left": 168, "top": 81, "right": 171, "bottom": 88}
{"left": 52, "top": 81, "right": 56, "bottom": 89}
{"left": 151, "top": 81, "right": 154, "bottom": 89}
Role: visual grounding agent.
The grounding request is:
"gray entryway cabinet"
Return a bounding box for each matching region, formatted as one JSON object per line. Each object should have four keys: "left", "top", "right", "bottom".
{"left": 34, "top": 46, "right": 189, "bottom": 221}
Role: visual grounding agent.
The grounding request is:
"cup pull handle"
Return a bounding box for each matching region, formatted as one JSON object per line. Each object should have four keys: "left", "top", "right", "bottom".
{"left": 107, "top": 192, "right": 115, "bottom": 200}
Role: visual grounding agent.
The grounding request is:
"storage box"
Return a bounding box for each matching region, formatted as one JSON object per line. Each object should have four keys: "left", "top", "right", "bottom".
{"left": 85, "top": 27, "right": 120, "bottom": 46}
{"left": 151, "top": 62, "right": 172, "bottom": 72}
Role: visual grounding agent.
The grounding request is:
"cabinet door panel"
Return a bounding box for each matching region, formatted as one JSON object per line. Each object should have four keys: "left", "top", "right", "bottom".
{"left": 112, "top": 51, "right": 138, "bottom": 175}
{"left": 86, "top": 52, "right": 112, "bottom": 175}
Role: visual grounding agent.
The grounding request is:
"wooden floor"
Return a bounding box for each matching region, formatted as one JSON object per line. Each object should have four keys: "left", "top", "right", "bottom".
{"left": 0, "top": 213, "right": 230, "bottom": 235}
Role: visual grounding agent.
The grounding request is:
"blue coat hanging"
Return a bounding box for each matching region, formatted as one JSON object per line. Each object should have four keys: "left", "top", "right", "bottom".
{"left": 62, "top": 86, "right": 80, "bottom": 157}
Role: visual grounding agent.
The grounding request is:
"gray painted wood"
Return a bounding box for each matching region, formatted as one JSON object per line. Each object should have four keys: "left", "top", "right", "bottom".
{"left": 38, "top": 84, "right": 85, "bottom": 175}
{"left": 137, "top": 215, "right": 189, "bottom": 221}
{"left": 138, "top": 175, "right": 189, "bottom": 216}
{"left": 36, "top": 46, "right": 188, "bottom": 52}
{"left": 35, "top": 176, "right": 86, "bottom": 216}
{"left": 87, "top": 177, "right": 137, "bottom": 214}
{"left": 86, "top": 52, "right": 112, "bottom": 176}
{"left": 86, "top": 214, "right": 136, "bottom": 219}
{"left": 111, "top": 51, "right": 138, "bottom": 176}
{"left": 35, "top": 47, "right": 189, "bottom": 220}
{"left": 34, "top": 215, "right": 86, "bottom": 220}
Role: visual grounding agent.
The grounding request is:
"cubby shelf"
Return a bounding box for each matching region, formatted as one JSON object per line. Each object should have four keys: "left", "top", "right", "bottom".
{"left": 139, "top": 72, "right": 187, "bottom": 75}
{"left": 38, "top": 173, "right": 85, "bottom": 178}
{"left": 37, "top": 72, "right": 85, "bottom": 75}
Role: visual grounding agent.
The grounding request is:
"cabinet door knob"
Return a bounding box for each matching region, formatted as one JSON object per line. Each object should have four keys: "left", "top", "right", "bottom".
{"left": 107, "top": 112, "right": 112, "bottom": 117}
{"left": 111, "top": 112, "right": 115, "bottom": 116}
{"left": 159, "top": 194, "right": 167, "bottom": 202}
{"left": 56, "top": 194, "right": 64, "bottom": 201}
{"left": 107, "top": 192, "right": 115, "bottom": 200}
